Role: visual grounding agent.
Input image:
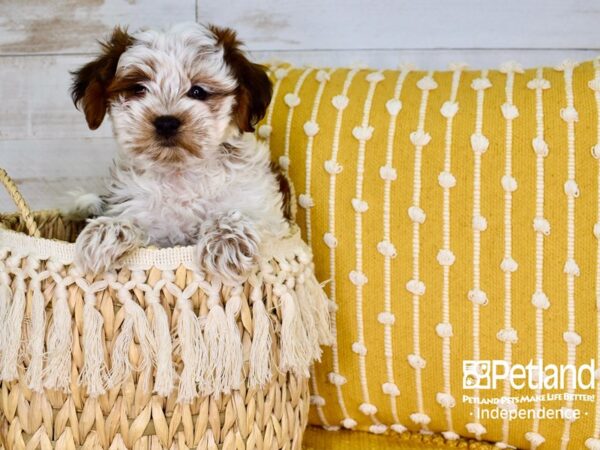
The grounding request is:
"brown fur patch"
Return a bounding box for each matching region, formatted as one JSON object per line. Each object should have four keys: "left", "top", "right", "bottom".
{"left": 71, "top": 26, "right": 133, "bottom": 129}
{"left": 270, "top": 161, "right": 294, "bottom": 221}
{"left": 209, "top": 25, "right": 272, "bottom": 133}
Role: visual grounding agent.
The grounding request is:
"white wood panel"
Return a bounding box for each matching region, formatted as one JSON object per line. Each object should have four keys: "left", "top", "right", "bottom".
{"left": 0, "top": 0, "right": 196, "bottom": 55}
{"left": 0, "top": 139, "right": 115, "bottom": 211}
{"left": 200, "top": 0, "right": 600, "bottom": 51}
{"left": 0, "top": 55, "right": 113, "bottom": 140}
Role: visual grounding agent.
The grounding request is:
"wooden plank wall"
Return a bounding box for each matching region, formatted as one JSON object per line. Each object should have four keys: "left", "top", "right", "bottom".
{"left": 1, "top": 0, "right": 599, "bottom": 211}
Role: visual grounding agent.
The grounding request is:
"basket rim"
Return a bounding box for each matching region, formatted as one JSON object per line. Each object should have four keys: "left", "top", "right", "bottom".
{"left": 0, "top": 220, "right": 308, "bottom": 270}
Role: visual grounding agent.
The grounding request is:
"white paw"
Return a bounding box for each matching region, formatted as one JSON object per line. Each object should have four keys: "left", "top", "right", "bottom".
{"left": 197, "top": 211, "right": 260, "bottom": 283}
{"left": 75, "top": 217, "right": 144, "bottom": 274}
{"left": 64, "top": 191, "right": 104, "bottom": 219}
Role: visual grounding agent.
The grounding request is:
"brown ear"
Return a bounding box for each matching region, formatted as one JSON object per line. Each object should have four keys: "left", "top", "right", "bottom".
{"left": 210, "top": 25, "right": 272, "bottom": 132}
{"left": 70, "top": 27, "right": 133, "bottom": 130}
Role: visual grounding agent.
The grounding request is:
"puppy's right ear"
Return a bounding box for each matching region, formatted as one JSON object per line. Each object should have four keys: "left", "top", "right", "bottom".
{"left": 71, "top": 27, "right": 133, "bottom": 130}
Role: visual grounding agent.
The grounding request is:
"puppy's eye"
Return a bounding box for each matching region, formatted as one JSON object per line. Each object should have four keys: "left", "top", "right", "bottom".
{"left": 188, "top": 85, "right": 209, "bottom": 100}
{"left": 131, "top": 84, "right": 147, "bottom": 96}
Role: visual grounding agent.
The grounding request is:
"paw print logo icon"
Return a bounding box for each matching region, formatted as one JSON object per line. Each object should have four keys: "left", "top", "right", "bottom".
{"left": 463, "top": 360, "right": 492, "bottom": 389}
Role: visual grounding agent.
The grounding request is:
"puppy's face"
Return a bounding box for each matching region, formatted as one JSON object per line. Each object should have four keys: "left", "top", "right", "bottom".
{"left": 71, "top": 24, "right": 272, "bottom": 165}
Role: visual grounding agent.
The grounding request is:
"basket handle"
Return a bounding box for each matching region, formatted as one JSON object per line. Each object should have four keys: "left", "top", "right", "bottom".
{"left": 0, "top": 169, "right": 41, "bottom": 238}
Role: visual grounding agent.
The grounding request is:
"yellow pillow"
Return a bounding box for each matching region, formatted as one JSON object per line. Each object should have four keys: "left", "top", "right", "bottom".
{"left": 259, "top": 59, "right": 600, "bottom": 449}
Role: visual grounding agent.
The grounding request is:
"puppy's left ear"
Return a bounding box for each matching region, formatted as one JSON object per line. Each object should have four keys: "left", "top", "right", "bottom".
{"left": 210, "top": 25, "right": 272, "bottom": 133}
{"left": 70, "top": 26, "right": 133, "bottom": 130}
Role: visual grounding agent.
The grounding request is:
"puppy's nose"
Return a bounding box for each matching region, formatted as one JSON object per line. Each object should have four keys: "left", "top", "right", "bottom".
{"left": 154, "top": 115, "right": 181, "bottom": 137}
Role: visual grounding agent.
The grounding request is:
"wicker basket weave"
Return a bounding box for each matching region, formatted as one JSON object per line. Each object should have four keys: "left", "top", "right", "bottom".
{"left": 0, "top": 169, "right": 331, "bottom": 450}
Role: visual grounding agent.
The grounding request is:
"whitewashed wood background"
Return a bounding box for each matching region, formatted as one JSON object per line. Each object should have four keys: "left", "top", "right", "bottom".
{"left": 1, "top": 0, "right": 599, "bottom": 211}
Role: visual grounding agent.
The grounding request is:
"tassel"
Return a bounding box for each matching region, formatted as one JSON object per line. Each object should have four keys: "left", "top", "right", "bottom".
{"left": 176, "top": 296, "right": 205, "bottom": 403}
{"left": 43, "top": 282, "right": 72, "bottom": 392}
{"left": 149, "top": 291, "right": 175, "bottom": 397}
{"left": 278, "top": 285, "right": 312, "bottom": 377}
{"left": 302, "top": 265, "right": 333, "bottom": 347}
{"left": 26, "top": 277, "right": 46, "bottom": 392}
{"left": 0, "top": 275, "right": 26, "bottom": 381}
{"left": 0, "top": 271, "right": 13, "bottom": 356}
{"left": 203, "top": 283, "right": 243, "bottom": 395}
{"left": 107, "top": 289, "right": 156, "bottom": 391}
{"left": 249, "top": 280, "right": 272, "bottom": 388}
{"left": 78, "top": 292, "right": 107, "bottom": 397}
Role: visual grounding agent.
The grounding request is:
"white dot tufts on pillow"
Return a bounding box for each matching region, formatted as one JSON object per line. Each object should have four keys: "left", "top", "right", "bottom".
{"left": 592, "top": 144, "right": 600, "bottom": 159}
{"left": 527, "top": 78, "right": 550, "bottom": 90}
{"left": 366, "top": 71, "right": 385, "bottom": 83}
{"left": 258, "top": 124, "right": 272, "bottom": 138}
{"left": 437, "top": 249, "right": 456, "bottom": 266}
{"left": 342, "top": 418, "right": 358, "bottom": 429}
{"left": 472, "top": 215, "right": 488, "bottom": 231}
{"left": 332, "top": 95, "right": 349, "bottom": 110}
{"left": 408, "top": 206, "right": 426, "bottom": 223}
{"left": 278, "top": 155, "right": 290, "bottom": 170}
{"left": 561, "top": 407, "right": 579, "bottom": 422}
{"left": 525, "top": 432, "right": 546, "bottom": 446}
{"left": 442, "top": 431, "right": 460, "bottom": 441}
{"left": 438, "top": 171, "right": 457, "bottom": 188}
{"left": 497, "top": 328, "right": 519, "bottom": 343}
{"left": 369, "top": 424, "right": 388, "bottom": 434}
{"left": 407, "top": 354, "right": 426, "bottom": 369}
{"left": 315, "top": 70, "right": 330, "bottom": 82}
{"left": 531, "top": 292, "right": 550, "bottom": 310}
{"left": 284, "top": 93, "right": 300, "bottom": 107}
{"left": 382, "top": 382, "right": 400, "bottom": 396}
{"left": 563, "top": 331, "right": 582, "bottom": 346}
{"left": 386, "top": 98, "right": 402, "bottom": 116}
{"left": 436, "top": 323, "right": 453, "bottom": 338}
{"left": 324, "top": 159, "right": 343, "bottom": 174}
{"left": 323, "top": 232, "right": 338, "bottom": 248}
{"left": 471, "top": 77, "right": 492, "bottom": 90}
{"left": 379, "top": 165, "right": 398, "bottom": 181}
{"left": 328, "top": 372, "right": 347, "bottom": 386}
{"left": 377, "top": 240, "right": 397, "bottom": 258}
{"left": 359, "top": 402, "right": 378, "bottom": 415}
{"left": 563, "top": 259, "right": 580, "bottom": 276}
{"left": 440, "top": 101, "right": 459, "bottom": 118}
{"left": 417, "top": 76, "right": 438, "bottom": 90}
{"left": 436, "top": 392, "right": 456, "bottom": 408}
{"left": 561, "top": 106, "right": 579, "bottom": 123}
{"left": 585, "top": 438, "right": 600, "bottom": 449}
{"left": 501, "top": 175, "right": 518, "bottom": 192}
{"left": 406, "top": 279, "right": 426, "bottom": 296}
{"left": 410, "top": 130, "right": 432, "bottom": 146}
{"left": 564, "top": 180, "right": 580, "bottom": 197}
{"left": 500, "top": 257, "right": 519, "bottom": 273}
{"left": 533, "top": 217, "right": 551, "bottom": 235}
{"left": 352, "top": 342, "right": 368, "bottom": 356}
{"left": 501, "top": 103, "right": 519, "bottom": 119}
{"left": 310, "top": 395, "right": 326, "bottom": 406}
{"left": 303, "top": 121, "right": 319, "bottom": 137}
{"left": 410, "top": 412, "right": 431, "bottom": 425}
{"left": 352, "top": 125, "right": 374, "bottom": 141}
{"left": 351, "top": 198, "right": 369, "bottom": 213}
{"left": 589, "top": 78, "right": 600, "bottom": 92}
{"left": 466, "top": 422, "right": 487, "bottom": 436}
{"left": 470, "top": 133, "right": 489, "bottom": 154}
{"left": 532, "top": 137, "right": 549, "bottom": 157}
{"left": 468, "top": 289, "right": 488, "bottom": 305}
{"left": 377, "top": 312, "right": 396, "bottom": 325}
{"left": 298, "top": 194, "right": 314, "bottom": 209}
{"left": 349, "top": 270, "right": 368, "bottom": 286}
{"left": 391, "top": 423, "right": 408, "bottom": 434}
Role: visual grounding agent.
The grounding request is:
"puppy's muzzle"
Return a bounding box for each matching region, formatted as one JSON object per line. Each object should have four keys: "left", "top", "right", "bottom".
{"left": 154, "top": 115, "right": 181, "bottom": 138}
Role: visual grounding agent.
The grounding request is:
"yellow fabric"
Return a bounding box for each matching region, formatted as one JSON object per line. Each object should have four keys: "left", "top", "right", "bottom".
{"left": 261, "top": 60, "right": 600, "bottom": 449}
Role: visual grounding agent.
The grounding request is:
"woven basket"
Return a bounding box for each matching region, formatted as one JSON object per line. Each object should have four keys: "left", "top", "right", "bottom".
{"left": 0, "top": 169, "right": 331, "bottom": 450}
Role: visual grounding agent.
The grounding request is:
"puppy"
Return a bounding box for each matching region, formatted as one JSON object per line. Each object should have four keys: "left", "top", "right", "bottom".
{"left": 70, "top": 23, "right": 292, "bottom": 282}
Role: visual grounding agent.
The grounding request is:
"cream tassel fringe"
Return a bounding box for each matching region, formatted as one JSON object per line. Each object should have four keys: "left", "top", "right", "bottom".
{"left": 108, "top": 290, "right": 156, "bottom": 391}
{"left": 43, "top": 282, "right": 72, "bottom": 392}
{"left": 0, "top": 271, "right": 12, "bottom": 362}
{"left": 278, "top": 284, "right": 312, "bottom": 378}
{"left": 176, "top": 295, "right": 206, "bottom": 403}
{"left": 78, "top": 292, "right": 107, "bottom": 397}
{"left": 1, "top": 274, "right": 25, "bottom": 381}
{"left": 148, "top": 290, "right": 175, "bottom": 397}
{"left": 26, "top": 277, "right": 46, "bottom": 392}
{"left": 249, "top": 278, "right": 272, "bottom": 388}
{"left": 302, "top": 264, "right": 333, "bottom": 346}
{"left": 203, "top": 282, "right": 243, "bottom": 396}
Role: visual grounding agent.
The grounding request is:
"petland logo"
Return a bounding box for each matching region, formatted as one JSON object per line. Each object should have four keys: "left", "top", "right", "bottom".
{"left": 463, "top": 360, "right": 596, "bottom": 390}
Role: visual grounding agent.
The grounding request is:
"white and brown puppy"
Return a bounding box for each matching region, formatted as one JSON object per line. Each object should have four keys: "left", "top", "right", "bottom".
{"left": 70, "top": 23, "right": 292, "bottom": 282}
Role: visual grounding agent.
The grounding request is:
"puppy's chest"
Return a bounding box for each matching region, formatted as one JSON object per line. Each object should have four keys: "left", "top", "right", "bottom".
{"left": 113, "top": 180, "right": 223, "bottom": 246}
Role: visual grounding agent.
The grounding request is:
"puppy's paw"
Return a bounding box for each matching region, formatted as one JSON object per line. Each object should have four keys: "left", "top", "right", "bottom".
{"left": 197, "top": 211, "right": 260, "bottom": 283}
{"left": 75, "top": 217, "right": 144, "bottom": 275}
{"left": 63, "top": 191, "right": 105, "bottom": 220}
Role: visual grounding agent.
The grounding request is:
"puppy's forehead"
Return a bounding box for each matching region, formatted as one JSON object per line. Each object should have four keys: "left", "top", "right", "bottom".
{"left": 117, "top": 23, "right": 235, "bottom": 85}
